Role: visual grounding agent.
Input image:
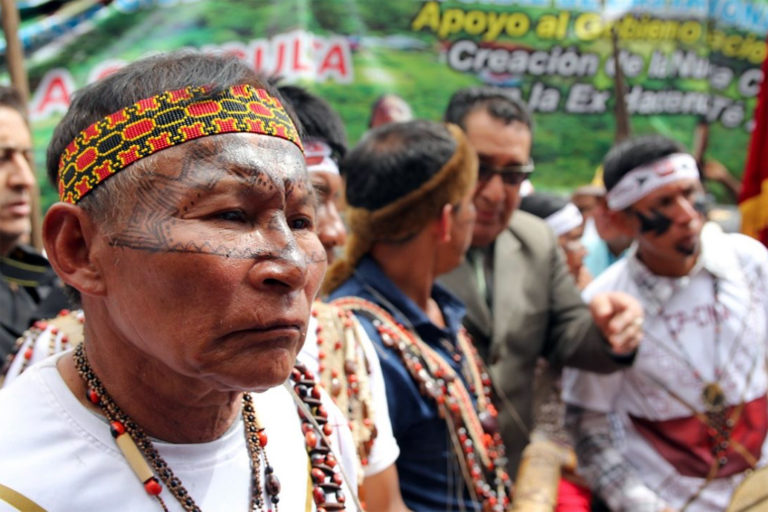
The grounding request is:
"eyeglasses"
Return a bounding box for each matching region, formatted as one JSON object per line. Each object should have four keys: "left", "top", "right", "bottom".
{"left": 477, "top": 160, "right": 534, "bottom": 186}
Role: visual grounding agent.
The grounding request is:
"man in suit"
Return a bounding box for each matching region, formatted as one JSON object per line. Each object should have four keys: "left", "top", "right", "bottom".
{"left": 440, "top": 87, "right": 643, "bottom": 475}
{"left": 0, "top": 85, "right": 68, "bottom": 361}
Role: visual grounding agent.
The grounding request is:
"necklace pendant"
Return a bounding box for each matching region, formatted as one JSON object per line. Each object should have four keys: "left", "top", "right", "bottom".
{"left": 702, "top": 382, "right": 725, "bottom": 412}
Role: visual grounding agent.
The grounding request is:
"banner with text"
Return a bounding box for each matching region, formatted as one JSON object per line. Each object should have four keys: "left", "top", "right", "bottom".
{"left": 7, "top": 0, "right": 766, "bottom": 206}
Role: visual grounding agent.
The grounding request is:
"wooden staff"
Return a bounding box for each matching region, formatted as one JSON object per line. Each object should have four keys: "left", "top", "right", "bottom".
{"left": 1, "top": 0, "right": 42, "bottom": 251}
{"left": 510, "top": 439, "right": 577, "bottom": 512}
{"left": 608, "top": 13, "right": 631, "bottom": 143}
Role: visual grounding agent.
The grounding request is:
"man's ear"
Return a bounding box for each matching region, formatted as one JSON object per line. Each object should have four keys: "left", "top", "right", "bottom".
{"left": 435, "top": 203, "right": 454, "bottom": 244}
{"left": 43, "top": 203, "right": 107, "bottom": 297}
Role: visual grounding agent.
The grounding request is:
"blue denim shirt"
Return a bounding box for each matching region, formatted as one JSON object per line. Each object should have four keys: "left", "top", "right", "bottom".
{"left": 328, "top": 256, "right": 480, "bottom": 511}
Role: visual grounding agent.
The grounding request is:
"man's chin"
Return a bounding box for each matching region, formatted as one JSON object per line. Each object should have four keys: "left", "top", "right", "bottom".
{"left": 0, "top": 224, "right": 29, "bottom": 244}
{"left": 472, "top": 225, "right": 501, "bottom": 248}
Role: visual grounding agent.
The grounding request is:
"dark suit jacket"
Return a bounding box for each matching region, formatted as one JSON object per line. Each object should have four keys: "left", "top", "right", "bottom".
{"left": 439, "top": 210, "right": 630, "bottom": 474}
{"left": 0, "top": 245, "right": 70, "bottom": 360}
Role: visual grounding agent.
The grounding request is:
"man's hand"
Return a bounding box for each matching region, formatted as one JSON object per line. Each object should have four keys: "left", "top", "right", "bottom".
{"left": 589, "top": 291, "right": 644, "bottom": 355}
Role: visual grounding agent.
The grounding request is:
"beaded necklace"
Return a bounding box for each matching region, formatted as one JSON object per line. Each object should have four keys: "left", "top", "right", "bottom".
{"left": 2, "top": 309, "right": 83, "bottom": 379}
{"left": 631, "top": 269, "right": 763, "bottom": 508}
{"left": 640, "top": 274, "right": 755, "bottom": 415}
{"left": 73, "top": 344, "right": 346, "bottom": 512}
{"left": 311, "top": 303, "right": 377, "bottom": 471}
{"left": 290, "top": 362, "right": 350, "bottom": 511}
{"left": 331, "top": 297, "right": 512, "bottom": 511}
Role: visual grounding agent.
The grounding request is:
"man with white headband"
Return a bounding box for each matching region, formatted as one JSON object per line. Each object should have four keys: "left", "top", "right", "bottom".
{"left": 563, "top": 134, "right": 768, "bottom": 511}
{"left": 278, "top": 85, "right": 407, "bottom": 510}
{"left": 440, "top": 86, "right": 644, "bottom": 481}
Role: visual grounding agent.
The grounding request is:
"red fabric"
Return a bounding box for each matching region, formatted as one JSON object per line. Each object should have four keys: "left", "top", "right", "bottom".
{"left": 739, "top": 33, "right": 768, "bottom": 246}
{"left": 556, "top": 478, "right": 591, "bottom": 512}
{"left": 629, "top": 395, "right": 767, "bottom": 478}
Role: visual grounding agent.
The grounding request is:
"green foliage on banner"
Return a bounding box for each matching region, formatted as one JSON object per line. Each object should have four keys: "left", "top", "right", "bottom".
{"left": 6, "top": 0, "right": 764, "bottom": 209}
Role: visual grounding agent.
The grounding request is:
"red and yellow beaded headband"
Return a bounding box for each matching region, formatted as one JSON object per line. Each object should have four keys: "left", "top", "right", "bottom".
{"left": 57, "top": 84, "right": 303, "bottom": 204}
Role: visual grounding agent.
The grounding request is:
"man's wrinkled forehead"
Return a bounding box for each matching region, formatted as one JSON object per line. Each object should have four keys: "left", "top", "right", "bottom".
{"left": 153, "top": 132, "right": 305, "bottom": 180}
{"left": 58, "top": 84, "right": 302, "bottom": 205}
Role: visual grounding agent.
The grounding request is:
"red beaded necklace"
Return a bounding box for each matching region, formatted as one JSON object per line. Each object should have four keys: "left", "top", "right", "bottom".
{"left": 311, "top": 303, "right": 377, "bottom": 469}
{"left": 291, "top": 362, "right": 348, "bottom": 511}
{"left": 73, "top": 344, "right": 346, "bottom": 512}
{"left": 331, "top": 297, "right": 512, "bottom": 511}
{"left": 2, "top": 309, "right": 83, "bottom": 378}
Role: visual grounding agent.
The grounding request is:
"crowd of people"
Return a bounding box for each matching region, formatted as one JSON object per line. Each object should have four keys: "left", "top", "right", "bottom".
{"left": 0, "top": 49, "right": 765, "bottom": 512}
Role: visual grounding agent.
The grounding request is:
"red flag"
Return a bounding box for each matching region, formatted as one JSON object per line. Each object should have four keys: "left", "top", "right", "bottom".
{"left": 739, "top": 37, "right": 768, "bottom": 247}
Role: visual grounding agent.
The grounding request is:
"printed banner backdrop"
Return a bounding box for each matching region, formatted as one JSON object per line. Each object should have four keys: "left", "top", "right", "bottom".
{"left": 4, "top": 0, "right": 767, "bottom": 208}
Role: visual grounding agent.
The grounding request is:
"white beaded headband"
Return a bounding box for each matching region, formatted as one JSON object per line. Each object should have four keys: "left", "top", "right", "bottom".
{"left": 606, "top": 153, "right": 699, "bottom": 211}
{"left": 545, "top": 202, "right": 583, "bottom": 237}
{"left": 304, "top": 138, "right": 339, "bottom": 175}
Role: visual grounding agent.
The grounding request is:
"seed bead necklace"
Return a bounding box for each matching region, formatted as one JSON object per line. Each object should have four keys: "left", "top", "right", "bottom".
{"left": 332, "top": 297, "right": 512, "bottom": 511}
{"left": 74, "top": 344, "right": 346, "bottom": 512}
{"left": 633, "top": 272, "right": 762, "bottom": 509}
{"left": 641, "top": 276, "right": 755, "bottom": 414}
{"left": 290, "top": 362, "right": 349, "bottom": 511}
{"left": 311, "top": 303, "right": 377, "bottom": 469}
{"left": 2, "top": 309, "right": 83, "bottom": 378}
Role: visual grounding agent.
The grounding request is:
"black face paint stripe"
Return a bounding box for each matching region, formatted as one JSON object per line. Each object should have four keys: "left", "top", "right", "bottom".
{"left": 633, "top": 209, "right": 672, "bottom": 236}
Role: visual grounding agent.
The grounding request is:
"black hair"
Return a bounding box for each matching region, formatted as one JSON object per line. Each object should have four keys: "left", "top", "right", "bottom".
{"left": 277, "top": 84, "right": 347, "bottom": 161}
{"left": 602, "top": 135, "right": 688, "bottom": 192}
{"left": 519, "top": 193, "right": 569, "bottom": 219}
{"left": 0, "top": 86, "right": 27, "bottom": 118}
{"left": 444, "top": 86, "right": 532, "bottom": 131}
{"left": 342, "top": 119, "right": 456, "bottom": 211}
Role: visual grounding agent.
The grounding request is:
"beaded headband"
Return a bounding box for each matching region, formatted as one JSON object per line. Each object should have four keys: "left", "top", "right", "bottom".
{"left": 57, "top": 84, "right": 303, "bottom": 204}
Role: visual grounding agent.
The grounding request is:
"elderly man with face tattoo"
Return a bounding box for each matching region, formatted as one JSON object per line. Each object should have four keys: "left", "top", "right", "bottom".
{"left": 0, "top": 51, "right": 359, "bottom": 511}
{"left": 563, "top": 135, "right": 768, "bottom": 511}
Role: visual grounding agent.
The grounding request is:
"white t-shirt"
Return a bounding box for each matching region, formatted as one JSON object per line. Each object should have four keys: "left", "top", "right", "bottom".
{"left": 0, "top": 353, "right": 359, "bottom": 511}
{"left": 299, "top": 315, "right": 399, "bottom": 478}
{"left": 563, "top": 226, "right": 768, "bottom": 511}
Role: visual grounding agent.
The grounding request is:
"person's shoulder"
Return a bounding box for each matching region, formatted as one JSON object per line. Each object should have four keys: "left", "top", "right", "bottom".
{"left": 508, "top": 209, "right": 549, "bottom": 233}
{"left": 1, "top": 245, "right": 55, "bottom": 281}
{"left": 311, "top": 300, "right": 339, "bottom": 318}
{"left": 0, "top": 364, "right": 64, "bottom": 466}
{"left": 0, "top": 361, "right": 45, "bottom": 410}
{"left": 3, "top": 310, "right": 85, "bottom": 386}
{"left": 327, "top": 273, "right": 367, "bottom": 302}
{"left": 722, "top": 230, "right": 768, "bottom": 259}
{"left": 505, "top": 210, "right": 557, "bottom": 249}
{"left": 5, "top": 244, "right": 49, "bottom": 265}
{"left": 701, "top": 223, "right": 768, "bottom": 273}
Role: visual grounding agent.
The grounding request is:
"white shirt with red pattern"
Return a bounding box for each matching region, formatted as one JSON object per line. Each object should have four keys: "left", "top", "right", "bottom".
{"left": 563, "top": 224, "right": 768, "bottom": 511}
